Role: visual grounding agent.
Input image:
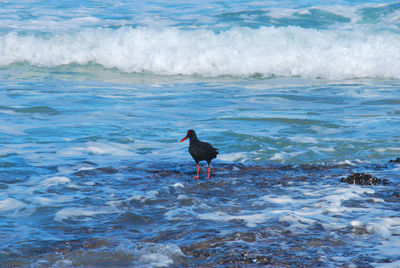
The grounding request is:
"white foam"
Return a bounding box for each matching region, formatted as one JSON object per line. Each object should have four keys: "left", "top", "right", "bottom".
{"left": 368, "top": 197, "right": 385, "bottom": 203}
{"left": 0, "top": 124, "right": 27, "bottom": 135}
{"left": 33, "top": 195, "right": 74, "bottom": 206}
{"left": 39, "top": 176, "right": 71, "bottom": 188}
{"left": 218, "top": 152, "right": 248, "bottom": 162}
{"left": 58, "top": 142, "right": 135, "bottom": 157}
{"left": 2, "top": 26, "right": 400, "bottom": 79}
{"left": 54, "top": 206, "right": 117, "bottom": 222}
{"left": 315, "top": 186, "right": 375, "bottom": 210}
{"left": 129, "top": 190, "right": 159, "bottom": 203}
{"left": 367, "top": 217, "right": 400, "bottom": 239}
{"left": 309, "top": 146, "right": 335, "bottom": 153}
{"left": 165, "top": 208, "right": 195, "bottom": 220}
{"left": 350, "top": 220, "right": 364, "bottom": 228}
{"left": 140, "top": 253, "right": 173, "bottom": 267}
{"left": 173, "top": 183, "right": 184, "bottom": 188}
{"left": 198, "top": 211, "right": 269, "bottom": 227}
{"left": 138, "top": 243, "right": 183, "bottom": 267}
{"left": 262, "top": 195, "right": 294, "bottom": 204}
{"left": 278, "top": 213, "right": 317, "bottom": 227}
{"left": 375, "top": 147, "right": 400, "bottom": 153}
{"left": 335, "top": 159, "right": 356, "bottom": 166}
{"left": 177, "top": 194, "right": 189, "bottom": 200}
{"left": 269, "top": 151, "right": 303, "bottom": 162}
{"left": 0, "top": 198, "right": 24, "bottom": 212}
{"left": 257, "top": 185, "right": 385, "bottom": 232}
{"left": 288, "top": 136, "right": 318, "bottom": 144}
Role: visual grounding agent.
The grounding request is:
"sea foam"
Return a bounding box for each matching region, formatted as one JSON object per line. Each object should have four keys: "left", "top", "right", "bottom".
{"left": 0, "top": 198, "right": 24, "bottom": 212}
{"left": 1, "top": 26, "right": 400, "bottom": 79}
{"left": 54, "top": 206, "right": 118, "bottom": 222}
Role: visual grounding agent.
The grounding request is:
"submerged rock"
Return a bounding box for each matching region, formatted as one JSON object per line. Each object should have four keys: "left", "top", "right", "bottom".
{"left": 217, "top": 252, "right": 273, "bottom": 265}
{"left": 340, "top": 173, "right": 388, "bottom": 185}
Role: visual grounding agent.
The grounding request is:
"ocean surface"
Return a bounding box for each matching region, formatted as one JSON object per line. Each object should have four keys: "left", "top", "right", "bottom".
{"left": 1, "top": 0, "right": 400, "bottom": 267}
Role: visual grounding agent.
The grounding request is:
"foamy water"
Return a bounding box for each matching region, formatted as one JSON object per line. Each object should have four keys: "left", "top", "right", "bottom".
{"left": 1, "top": 0, "right": 400, "bottom": 266}
{"left": 2, "top": 1, "right": 400, "bottom": 79}
{"left": 1, "top": 26, "right": 400, "bottom": 79}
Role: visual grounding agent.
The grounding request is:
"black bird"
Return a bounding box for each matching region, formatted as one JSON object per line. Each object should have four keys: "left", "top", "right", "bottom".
{"left": 180, "top": 130, "right": 218, "bottom": 180}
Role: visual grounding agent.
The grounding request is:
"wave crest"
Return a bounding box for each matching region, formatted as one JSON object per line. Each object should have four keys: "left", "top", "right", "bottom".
{"left": 1, "top": 26, "right": 400, "bottom": 79}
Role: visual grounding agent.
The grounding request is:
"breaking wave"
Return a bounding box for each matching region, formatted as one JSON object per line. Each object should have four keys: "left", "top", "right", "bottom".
{"left": 1, "top": 26, "right": 400, "bottom": 79}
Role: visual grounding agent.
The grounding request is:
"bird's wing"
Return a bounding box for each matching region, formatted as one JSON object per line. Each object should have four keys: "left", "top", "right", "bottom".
{"left": 198, "top": 141, "right": 219, "bottom": 155}
{"left": 205, "top": 142, "right": 219, "bottom": 154}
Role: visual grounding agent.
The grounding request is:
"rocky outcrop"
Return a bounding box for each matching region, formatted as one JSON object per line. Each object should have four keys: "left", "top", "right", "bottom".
{"left": 340, "top": 172, "right": 388, "bottom": 185}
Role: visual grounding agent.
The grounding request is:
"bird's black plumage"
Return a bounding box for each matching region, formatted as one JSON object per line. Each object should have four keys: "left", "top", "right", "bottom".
{"left": 180, "top": 129, "right": 218, "bottom": 179}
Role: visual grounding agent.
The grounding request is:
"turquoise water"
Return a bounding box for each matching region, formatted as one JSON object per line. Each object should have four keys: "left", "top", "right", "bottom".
{"left": 1, "top": 1, "right": 400, "bottom": 267}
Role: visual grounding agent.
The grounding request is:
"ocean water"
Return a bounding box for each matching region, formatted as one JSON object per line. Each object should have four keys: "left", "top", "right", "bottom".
{"left": 1, "top": 0, "right": 400, "bottom": 267}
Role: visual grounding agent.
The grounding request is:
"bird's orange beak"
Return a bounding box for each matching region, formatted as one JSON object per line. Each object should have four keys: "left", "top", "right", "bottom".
{"left": 180, "top": 136, "right": 188, "bottom": 142}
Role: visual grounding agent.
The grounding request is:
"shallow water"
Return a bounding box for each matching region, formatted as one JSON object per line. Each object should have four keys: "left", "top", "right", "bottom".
{"left": 1, "top": 160, "right": 400, "bottom": 267}
{"left": 1, "top": 0, "right": 400, "bottom": 267}
{"left": 1, "top": 78, "right": 400, "bottom": 267}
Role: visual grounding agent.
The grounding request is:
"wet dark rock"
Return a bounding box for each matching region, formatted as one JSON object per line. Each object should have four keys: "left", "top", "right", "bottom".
{"left": 217, "top": 252, "right": 273, "bottom": 265}
{"left": 299, "top": 164, "right": 331, "bottom": 171}
{"left": 389, "top": 157, "right": 400, "bottom": 163}
{"left": 392, "top": 192, "right": 400, "bottom": 198}
{"left": 237, "top": 232, "right": 257, "bottom": 243}
{"left": 340, "top": 173, "right": 388, "bottom": 185}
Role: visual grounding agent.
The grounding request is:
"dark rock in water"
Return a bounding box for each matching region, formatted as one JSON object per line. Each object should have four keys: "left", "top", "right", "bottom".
{"left": 389, "top": 157, "right": 400, "bottom": 163}
{"left": 217, "top": 252, "right": 273, "bottom": 265}
{"left": 393, "top": 192, "right": 400, "bottom": 198}
{"left": 340, "top": 173, "right": 388, "bottom": 185}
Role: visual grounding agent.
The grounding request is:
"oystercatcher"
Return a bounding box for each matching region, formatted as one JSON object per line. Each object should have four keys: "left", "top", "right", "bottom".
{"left": 180, "top": 130, "right": 218, "bottom": 180}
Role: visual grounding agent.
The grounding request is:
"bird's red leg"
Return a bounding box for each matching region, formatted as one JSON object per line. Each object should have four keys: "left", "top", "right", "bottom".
{"left": 193, "top": 164, "right": 200, "bottom": 179}
{"left": 207, "top": 163, "right": 211, "bottom": 180}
